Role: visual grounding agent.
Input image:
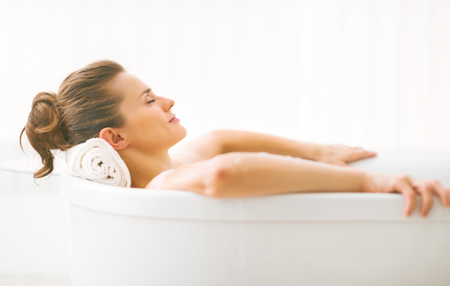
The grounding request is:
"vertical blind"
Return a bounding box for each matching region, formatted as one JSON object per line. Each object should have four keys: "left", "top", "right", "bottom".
{"left": 1, "top": 0, "right": 449, "bottom": 156}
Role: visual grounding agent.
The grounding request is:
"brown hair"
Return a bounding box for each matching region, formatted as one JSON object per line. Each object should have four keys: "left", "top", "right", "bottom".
{"left": 20, "top": 60, "right": 125, "bottom": 178}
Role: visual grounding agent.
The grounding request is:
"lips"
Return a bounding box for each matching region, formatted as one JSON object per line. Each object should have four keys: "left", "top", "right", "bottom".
{"left": 169, "top": 115, "right": 179, "bottom": 123}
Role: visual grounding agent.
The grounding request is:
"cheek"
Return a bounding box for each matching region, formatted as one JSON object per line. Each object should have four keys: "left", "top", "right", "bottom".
{"left": 138, "top": 118, "right": 161, "bottom": 136}
{"left": 122, "top": 111, "right": 154, "bottom": 135}
{"left": 137, "top": 115, "right": 167, "bottom": 137}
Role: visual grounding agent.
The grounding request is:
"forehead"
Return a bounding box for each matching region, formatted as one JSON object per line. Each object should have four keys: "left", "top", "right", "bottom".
{"left": 110, "top": 72, "right": 148, "bottom": 98}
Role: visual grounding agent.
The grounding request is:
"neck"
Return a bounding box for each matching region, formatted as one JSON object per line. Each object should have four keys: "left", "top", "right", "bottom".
{"left": 119, "top": 148, "right": 173, "bottom": 188}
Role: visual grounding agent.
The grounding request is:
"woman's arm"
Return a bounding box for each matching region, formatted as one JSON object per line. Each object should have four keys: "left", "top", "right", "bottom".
{"left": 149, "top": 152, "right": 449, "bottom": 216}
{"left": 171, "top": 129, "right": 376, "bottom": 166}
{"left": 151, "top": 152, "right": 366, "bottom": 196}
{"left": 213, "top": 129, "right": 378, "bottom": 165}
{"left": 213, "top": 129, "right": 324, "bottom": 160}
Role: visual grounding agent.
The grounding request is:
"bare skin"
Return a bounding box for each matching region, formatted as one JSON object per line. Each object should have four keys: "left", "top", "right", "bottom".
{"left": 99, "top": 71, "right": 450, "bottom": 217}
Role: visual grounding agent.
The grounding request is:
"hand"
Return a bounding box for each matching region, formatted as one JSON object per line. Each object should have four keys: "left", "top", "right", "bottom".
{"left": 362, "top": 173, "right": 450, "bottom": 217}
{"left": 315, "top": 144, "right": 377, "bottom": 166}
{"left": 411, "top": 179, "right": 450, "bottom": 216}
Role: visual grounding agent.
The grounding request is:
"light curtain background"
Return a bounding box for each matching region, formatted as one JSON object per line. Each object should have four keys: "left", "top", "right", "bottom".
{"left": 1, "top": 0, "right": 450, "bottom": 158}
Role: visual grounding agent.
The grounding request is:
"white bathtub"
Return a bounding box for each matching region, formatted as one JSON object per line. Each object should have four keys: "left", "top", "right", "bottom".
{"left": 62, "top": 152, "right": 450, "bottom": 286}
{"left": 0, "top": 142, "right": 70, "bottom": 278}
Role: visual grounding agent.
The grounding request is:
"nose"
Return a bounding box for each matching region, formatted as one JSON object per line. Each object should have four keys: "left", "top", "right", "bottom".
{"left": 161, "top": 97, "right": 175, "bottom": 111}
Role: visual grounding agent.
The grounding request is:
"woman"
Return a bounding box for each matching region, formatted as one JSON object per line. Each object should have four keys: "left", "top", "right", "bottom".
{"left": 21, "top": 60, "right": 450, "bottom": 217}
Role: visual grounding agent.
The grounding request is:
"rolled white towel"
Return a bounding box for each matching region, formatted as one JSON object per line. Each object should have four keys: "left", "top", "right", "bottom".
{"left": 65, "top": 138, "right": 131, "bottom": 187}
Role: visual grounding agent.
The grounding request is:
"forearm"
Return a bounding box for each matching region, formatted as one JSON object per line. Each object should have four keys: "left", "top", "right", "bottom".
{"left": 208, "top": 153, "right": 366, "bottom": 198}
{"left": 149, "top": 151, "right": 450, "bottom": 217}
{"left": 213, "top": 129, "right": 322, "bottom": 161}
{"left": 156, "top": 152, "right": 367, "bottom": 198}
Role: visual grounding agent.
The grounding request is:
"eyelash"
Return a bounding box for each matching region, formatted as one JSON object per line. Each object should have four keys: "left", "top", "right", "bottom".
{"left": 146, "top": 95, "right": 156, "bottom": 104}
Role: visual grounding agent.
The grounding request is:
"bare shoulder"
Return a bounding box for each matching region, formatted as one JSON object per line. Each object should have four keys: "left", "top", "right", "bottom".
{"left": 170, "top": 145, "right": 204, "bottom": 168}
{"left": 170, "top": 131, "right": 223, "bottom": 167}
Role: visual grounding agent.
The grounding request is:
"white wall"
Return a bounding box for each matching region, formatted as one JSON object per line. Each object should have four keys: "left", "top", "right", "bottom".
{"left": 1, "top": 0, "right": 449, "bottom": 153}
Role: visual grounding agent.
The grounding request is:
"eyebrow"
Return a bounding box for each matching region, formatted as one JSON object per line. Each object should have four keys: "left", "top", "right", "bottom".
{"left": 139, "top": 88, "right": 151, "bottom": 98}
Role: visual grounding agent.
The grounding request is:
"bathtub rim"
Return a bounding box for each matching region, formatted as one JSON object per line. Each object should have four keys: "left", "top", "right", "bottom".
{"left": 60, "top": 174, "right": 450, "bottom": 222}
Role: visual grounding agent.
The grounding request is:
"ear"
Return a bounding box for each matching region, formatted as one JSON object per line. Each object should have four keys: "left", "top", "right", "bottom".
{"left": 99, "top": 127, "right": 128, "bottom": 151}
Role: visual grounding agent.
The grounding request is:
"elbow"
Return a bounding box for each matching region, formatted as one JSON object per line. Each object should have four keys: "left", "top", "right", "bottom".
{"left": 207, "top": 129, "right": 234, "bottom": 154}
{"left": 201, "top": 154, "right": 236, "bottom": 198}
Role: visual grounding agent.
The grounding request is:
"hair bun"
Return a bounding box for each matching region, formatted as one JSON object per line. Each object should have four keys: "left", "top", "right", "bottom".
{"left": 31, "top": 92, "right": 60, "bottom": 133}
{"left": 21, "top": 91, "right": 69, "bottom": 178}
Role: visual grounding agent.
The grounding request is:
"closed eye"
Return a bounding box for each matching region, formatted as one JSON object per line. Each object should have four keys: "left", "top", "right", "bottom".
{"left": 146, "top": 95, "right": 156, "bottom": 104}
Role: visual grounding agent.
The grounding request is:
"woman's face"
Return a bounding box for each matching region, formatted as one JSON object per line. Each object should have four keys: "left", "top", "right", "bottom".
{"left": 110, "top": 72, "right": 187, "bottom": 153}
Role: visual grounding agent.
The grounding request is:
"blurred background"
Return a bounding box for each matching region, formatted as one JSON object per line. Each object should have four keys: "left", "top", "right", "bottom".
{"left": 0, "top": 0, "right": 449, "bottom": 284}
{"left": 2, "top": 0, "right": 450, "bottom": 151}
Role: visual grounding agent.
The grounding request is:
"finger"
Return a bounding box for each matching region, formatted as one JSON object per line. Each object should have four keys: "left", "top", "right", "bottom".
{"left": 350, "top": 146, "right": 377, "bottom": 154}
{"left": 432, "top": 183, "right": 450, "bottom": 207}
{"left": 366, "top": 150, "right": 377, "bottom": 157}
{"left": 335, "top": 161, "right": 348, "bottom": 167}
{"left": 351, "top": 146, "right": 364, "bottom": 150}
{"left": 396, "top": 180, "right": 417, "bottom": 216}
{"left": 346, "top": 150, "right": 377, "bottom": 162}
{"left": 415, "top": 184, "right": 434, "bottom": 217}
{"left": 445, "top": 188, "right": 450, "bottom": 207}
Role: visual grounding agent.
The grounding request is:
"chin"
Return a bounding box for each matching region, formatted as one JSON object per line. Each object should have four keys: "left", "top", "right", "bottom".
{"left": 174, "top": 125, "right": 187, "bottom": 144}
{"left": 179, "top": 126, "right": 188, "bottom": 140}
